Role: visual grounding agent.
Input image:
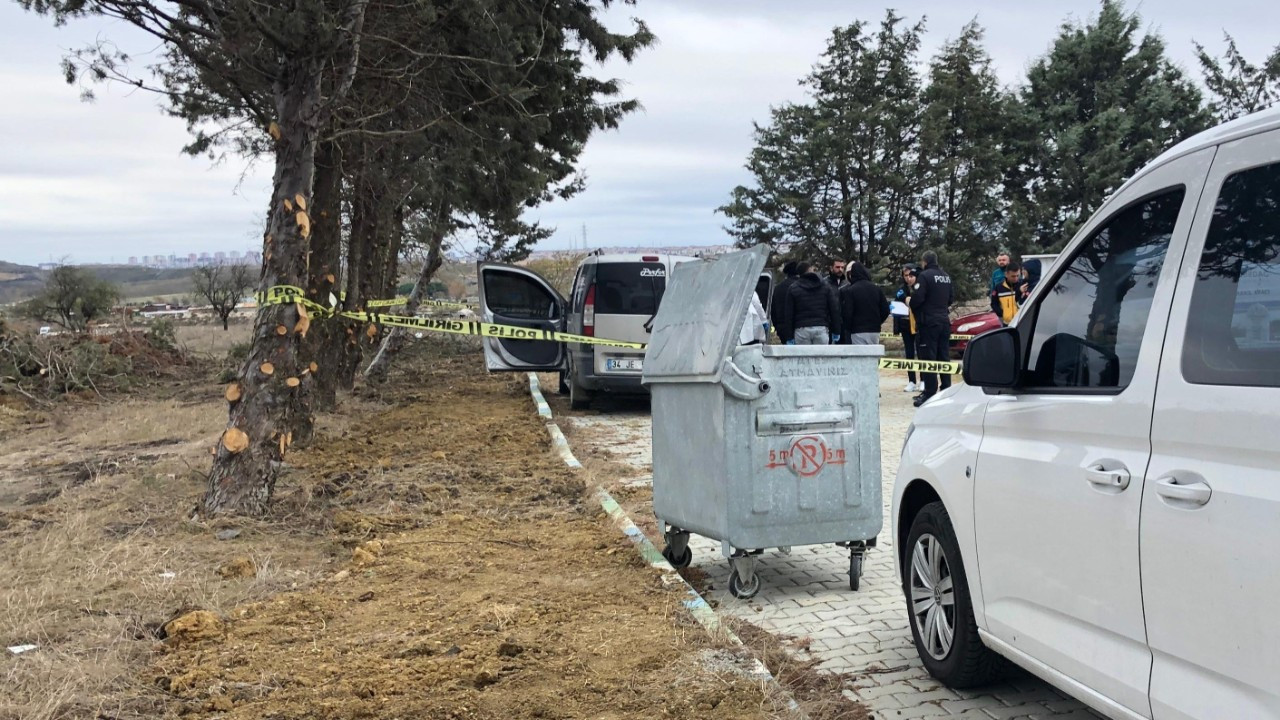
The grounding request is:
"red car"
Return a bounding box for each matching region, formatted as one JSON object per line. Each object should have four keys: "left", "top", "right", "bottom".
{"left": 949, "top": 310, "right": 1002, "bottom": 359}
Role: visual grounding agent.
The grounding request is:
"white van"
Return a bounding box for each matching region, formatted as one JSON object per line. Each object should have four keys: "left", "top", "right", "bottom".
{"left": 894, "top": 107, "right": 1280, "bottom": 719}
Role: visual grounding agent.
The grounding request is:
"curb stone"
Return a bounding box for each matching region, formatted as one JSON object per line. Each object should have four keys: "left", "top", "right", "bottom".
{"left": 525, "top": 373, "right": 806, "bottom": 719}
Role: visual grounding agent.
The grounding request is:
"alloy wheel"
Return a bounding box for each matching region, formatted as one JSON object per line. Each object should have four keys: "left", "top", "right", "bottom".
{"left": 910, "top": 533, "right": 956, "bottom": 661}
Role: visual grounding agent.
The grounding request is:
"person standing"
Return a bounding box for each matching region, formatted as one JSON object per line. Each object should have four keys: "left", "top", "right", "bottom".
{"left": 787, "top": 261, "right": 840, "bottom": 345}
{"left": 739, "top": 290, "right": 768, "bottom": 345}
{"left": 839, "top": 263, "right": 890, "bottom": 345}
{"left": 894, "top": 264, "right": 921, "bottom": 392}
{"left": 910, "top": 250, "right": 954, "bottom": 407}
{"left": 770, "top": 261, "right": 799, "bottom": 343}
{"left": 990, "top": 260, "right": 1025, "bottom": 326}
{"left": 825, "top": 259, "right": 847, "bottom": 290}
{"left": 990, "top": 251, "right": 1010, "bottom": 292}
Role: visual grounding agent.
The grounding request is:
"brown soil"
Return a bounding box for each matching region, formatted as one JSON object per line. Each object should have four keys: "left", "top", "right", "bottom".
{"left": 1, "top": 338, "right": 780, "bottom": 719}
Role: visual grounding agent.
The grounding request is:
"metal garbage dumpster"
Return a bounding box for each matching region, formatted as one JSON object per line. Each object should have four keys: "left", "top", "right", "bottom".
{"left": 642, "top": 245, "right": 883, "bottom": 599}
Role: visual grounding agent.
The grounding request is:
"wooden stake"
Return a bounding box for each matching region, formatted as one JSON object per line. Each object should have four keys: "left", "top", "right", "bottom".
{"left": 225, "top": 382, "right": 242, "bottom": 403}
{"left": 260, "top": 362, "right": 275, "bottom": 376}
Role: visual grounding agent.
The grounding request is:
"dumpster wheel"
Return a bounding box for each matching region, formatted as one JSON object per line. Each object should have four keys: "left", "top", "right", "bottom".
{"left": 662, "top": 545, "right": 692, "bottom": 569}
{"left": 848, "top": 553, "right": 864, "bottom": 592}
{"left": 728, "top": 569, "right": 761, "bottom": 599}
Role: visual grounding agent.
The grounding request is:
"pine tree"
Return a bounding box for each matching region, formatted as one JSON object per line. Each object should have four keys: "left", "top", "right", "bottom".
{"left": 1194, "top": 33, "right": 1280, "bottom": 122}
{"left": 720, "top": 12, "right": 927, "bottom": 275}
{"left": 1014, "top": 0, "right": 1211, "bottom": 250}
{"left": 916, "top": 21, "right": 1013, "bottom": 299}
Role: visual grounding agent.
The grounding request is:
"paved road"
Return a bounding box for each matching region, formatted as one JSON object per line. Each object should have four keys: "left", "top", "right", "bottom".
{"left": 561, "top": 375, "right": 1101, "bottom": 720}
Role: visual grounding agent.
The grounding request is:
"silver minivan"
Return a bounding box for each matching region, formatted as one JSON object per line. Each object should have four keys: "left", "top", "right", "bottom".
{"left": 477, "top": 252, "right": 698, "bottom": 408}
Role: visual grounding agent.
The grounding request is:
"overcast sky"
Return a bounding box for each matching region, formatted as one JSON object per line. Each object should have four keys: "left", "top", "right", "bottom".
{"left": 0, "top": 0, "right": 1275, "bottom": 266}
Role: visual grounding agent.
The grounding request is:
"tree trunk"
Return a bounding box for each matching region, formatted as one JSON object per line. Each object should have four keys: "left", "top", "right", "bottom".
{"left": 303, "top": 139, "right": 344, "bottom": 416}
{"left": 337, "top": 166, "right": 378, "bottom": 391}
{"left": 365, "top": 201, "right": 448, "bottom": 382}
{"left": 201, "top": 58, "right": 323, "bottom": 517}
{"left": 222, "top": 316, "right": 229, "bottom": 331}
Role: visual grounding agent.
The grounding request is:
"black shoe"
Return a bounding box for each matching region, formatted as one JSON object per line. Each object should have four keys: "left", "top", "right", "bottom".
{"left": 913, "top": 393, "right": 934, "bottom": 408}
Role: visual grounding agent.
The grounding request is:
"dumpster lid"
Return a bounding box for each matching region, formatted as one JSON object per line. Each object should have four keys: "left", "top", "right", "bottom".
{"left": 642, "top": 245, "right": 769, "bottom": 384}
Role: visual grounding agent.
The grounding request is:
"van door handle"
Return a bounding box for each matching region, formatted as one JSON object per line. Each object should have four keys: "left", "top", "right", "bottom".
{"left": 1155, "top": 477, "right": 1212, "bottom": 506}
{"left": 1085, "top": 464, "right": 1130, "bottom": 491}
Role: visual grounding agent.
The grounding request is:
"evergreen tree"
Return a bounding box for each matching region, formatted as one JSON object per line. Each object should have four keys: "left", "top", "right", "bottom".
{"left": 1194, "top": 33, "right": 1280, "bottom": 122}
{"left": 916, "top": 21, "right": 1013, "bottom": 299}
{"left": 721, "top": 12, "right": 926, "bottom": 275}
{"left": 1014, "top": 0, "right": 1211, "bottom": 250}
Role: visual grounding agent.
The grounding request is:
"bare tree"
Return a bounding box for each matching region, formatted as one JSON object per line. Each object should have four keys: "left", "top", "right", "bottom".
{"left": 192, "top": 263, "right": 254, "bottom": 330}
{"left": 20, "top": 265, "right": 119, "bottom": 333}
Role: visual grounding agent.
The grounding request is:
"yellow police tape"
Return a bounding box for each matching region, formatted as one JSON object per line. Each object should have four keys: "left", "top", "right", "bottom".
{"left": 366, "top": 296, "right": 471, "bottom": 309}
{"left": 256, "top": 286, "right": 960, "bottom": 369}
{"left": 878, "top": 357, "right": 962, "bottom": 375}
{"left": 255, "top": 286, "right": 644, "bottom": 349}
{"left": 879, "top": 331, "right": 974, "bottom": 342}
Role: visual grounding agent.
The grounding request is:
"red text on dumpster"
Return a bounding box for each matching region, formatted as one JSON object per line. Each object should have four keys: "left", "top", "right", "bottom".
{"left": 765, "top": 435, "right": 846, "bottom": 477}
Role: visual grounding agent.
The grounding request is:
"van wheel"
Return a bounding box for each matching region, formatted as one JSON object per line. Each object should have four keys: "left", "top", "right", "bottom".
{"left": 904, "top": 501, "right": 1003, "bottom": 688}
{"left": 569, "top": 369, "right": 593, "bottom": 410}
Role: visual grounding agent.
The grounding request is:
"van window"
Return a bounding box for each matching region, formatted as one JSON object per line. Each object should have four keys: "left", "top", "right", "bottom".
{"left": 483, "top": 270, "right": 558, "bottom": 320}
{"left": 1024, "top": 188, "right": 1185, "bottom": 390}
{"left": 594, "top": 263, "right": 667, "bottom": 315}
{"left": 1182, "top": 161, "right": 1280, "bottom": 387}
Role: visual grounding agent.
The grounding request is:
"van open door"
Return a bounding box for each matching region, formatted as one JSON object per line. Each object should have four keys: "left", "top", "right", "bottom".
{"left": 476, "top": 262, "right": 567, "bottom": 372}
{"left": 756, "top": 271, "right": 775, "bottom": 315}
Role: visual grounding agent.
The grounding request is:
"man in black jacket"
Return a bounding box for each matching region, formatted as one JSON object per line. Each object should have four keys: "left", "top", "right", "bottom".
{"left": 787, "top": 262, "right": 840, "bottom": 345}
{"left": 825, "top": 259, "right": 847, "bottom": 290}
{"left": 839, "top": 263, "right": 890, "bottom": 345}
{"left": 770, "top": 261, "right": 799, "bottom": 343}
{"left": 909, "top": 250, "right": 954, "bottom": 406}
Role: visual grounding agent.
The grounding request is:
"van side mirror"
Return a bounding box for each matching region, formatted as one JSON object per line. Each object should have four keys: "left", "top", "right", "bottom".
{"left": 962, "top": 327, "right": 1021, "bottom": 388}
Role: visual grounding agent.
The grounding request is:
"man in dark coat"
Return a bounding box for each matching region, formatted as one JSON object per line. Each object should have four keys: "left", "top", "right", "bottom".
{"left": 839, "top": 263, "right": 890, "bottom": 345}
{"left": 786, "top": 262, "right": 840, "bottom": 345}
{"left": 770, "top": 261, "right": 799, "bottom": 343}
{"left": 910, "top": 250, "right": 954, "bottom": 406}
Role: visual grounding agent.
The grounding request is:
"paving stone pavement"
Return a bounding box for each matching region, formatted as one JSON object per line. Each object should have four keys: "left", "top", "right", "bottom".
{"left": 563, "top": 376, "right": 1102, "bottom": 720}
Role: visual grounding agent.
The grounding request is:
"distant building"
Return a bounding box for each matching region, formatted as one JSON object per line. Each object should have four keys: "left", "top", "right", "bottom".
{"left": 128, "top": 256, "right": 138, "bottom": 265}
{"left": 214, "top": 251, "right": 226, "bottom": 261}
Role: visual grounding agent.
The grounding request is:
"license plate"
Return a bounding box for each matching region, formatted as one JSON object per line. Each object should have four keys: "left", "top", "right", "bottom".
{"left": 606, "top": 358, "right": 643, "bottom": 372}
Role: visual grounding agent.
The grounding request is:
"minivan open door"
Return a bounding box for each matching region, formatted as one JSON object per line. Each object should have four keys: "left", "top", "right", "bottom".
{"left": 756, "top": 272, "right": 775, "bottom": 316}
{"left": 476, "top": 262, "right": 567, "bottom": 372}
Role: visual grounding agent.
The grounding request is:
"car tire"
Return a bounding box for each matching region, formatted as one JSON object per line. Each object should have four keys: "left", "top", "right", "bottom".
{"left": 904, "top": 501, "right": 1003, "bottom": 688}
{"left": 568, "top": 363, "right": 593, "bottom": 410}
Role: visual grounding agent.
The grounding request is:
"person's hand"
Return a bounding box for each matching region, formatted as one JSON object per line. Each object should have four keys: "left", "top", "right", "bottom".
{"left": 785, "top": 339, "right": 796, "bottom": 346}
{"left": 831, "top": 334, "right": 841, "bottom": 343}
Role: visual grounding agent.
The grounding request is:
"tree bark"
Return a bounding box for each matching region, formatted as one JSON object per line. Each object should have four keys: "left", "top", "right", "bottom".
{"left": 365, "top": 200, "right": 448, "bottom": 382}
{"left": 302, "top": 139, "right": 345, "bottom": 416}
{"left": 201, "top": 58, "right": 323, "bottom": 517}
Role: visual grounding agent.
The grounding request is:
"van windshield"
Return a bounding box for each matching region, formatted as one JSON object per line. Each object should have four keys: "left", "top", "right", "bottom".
{"left": 594, "top": 263, "right": 666, "bottom": 315}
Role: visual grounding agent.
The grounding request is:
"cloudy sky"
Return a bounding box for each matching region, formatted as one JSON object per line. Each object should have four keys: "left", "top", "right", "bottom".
{"left": 0, "top": 0, "right": 1274, "bottom": 266}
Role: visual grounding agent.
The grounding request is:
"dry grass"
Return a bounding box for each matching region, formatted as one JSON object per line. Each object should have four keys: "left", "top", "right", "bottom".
{"left": 0, "top": 395, "right": 336, "bottom": 720}
{"left": 173, "top": 323, "right": 252, "bottom": 360}
{"left": 729, "top": 619, "right": 869, "bottom": 720}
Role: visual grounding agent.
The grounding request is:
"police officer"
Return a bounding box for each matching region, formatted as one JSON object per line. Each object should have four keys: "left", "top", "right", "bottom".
{"left": 909, "top": 250, "right": 954, "bottom": 407}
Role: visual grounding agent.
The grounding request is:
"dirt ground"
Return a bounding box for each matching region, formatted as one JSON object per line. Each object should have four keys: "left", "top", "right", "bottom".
{"left": 0, "top": 335, "right": 784, "bottom": 719}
